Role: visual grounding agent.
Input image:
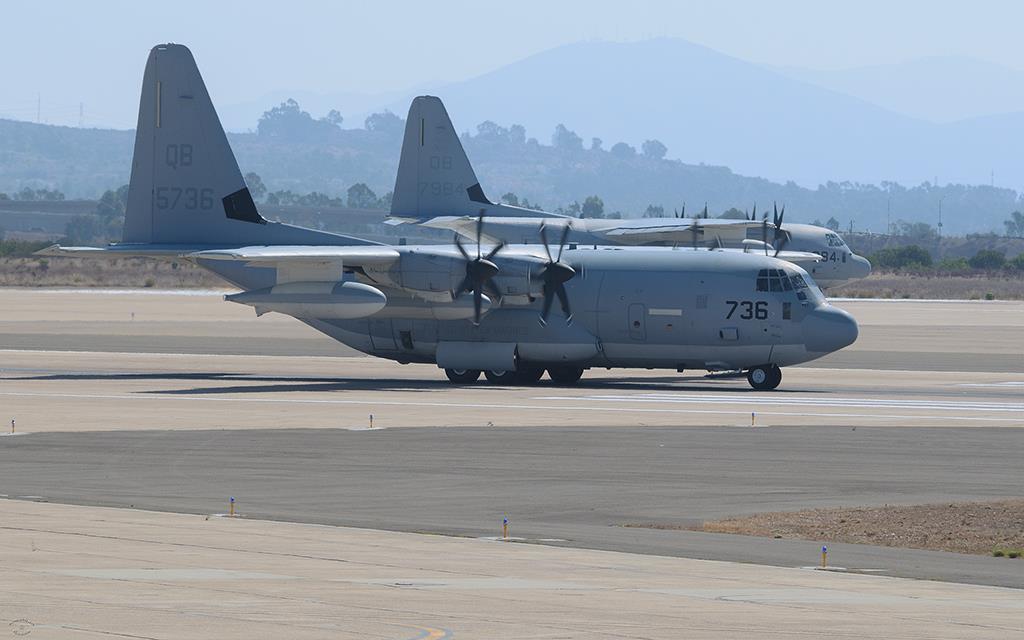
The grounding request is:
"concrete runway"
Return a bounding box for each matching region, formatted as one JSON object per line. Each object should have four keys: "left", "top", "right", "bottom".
{"left": 5, "top": 500, "right": 1022, "bottom": 640}
{"left": 2, "top": 289, "right": 1023, "bottom": 371}
{"left": 1, "top": 289, "right": 1024, "bottom": 635}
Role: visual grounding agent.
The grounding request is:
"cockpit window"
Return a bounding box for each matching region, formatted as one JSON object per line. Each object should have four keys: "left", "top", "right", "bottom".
{"left": 825, "top": 233, "right": 846, "bottom": 248}
{"left": 756, "top": 269, "right": 794, "bottom": 292}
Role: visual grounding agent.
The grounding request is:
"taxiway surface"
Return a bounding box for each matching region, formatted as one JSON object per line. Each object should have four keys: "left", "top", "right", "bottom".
{"left": 1, "top": 289, "right": 1023, "bottom": 627}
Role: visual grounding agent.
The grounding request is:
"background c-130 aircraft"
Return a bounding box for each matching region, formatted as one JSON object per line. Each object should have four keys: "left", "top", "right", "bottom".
{"left": 41, "top": 43, "right": 858, "bottom": 390}
{"left": 387, "top": 96, "right": 872, "bottom": 290}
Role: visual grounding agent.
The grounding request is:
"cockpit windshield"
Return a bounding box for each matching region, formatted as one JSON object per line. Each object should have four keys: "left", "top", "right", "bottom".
{"left": 824, "top": 232, "right": 846, "bottom": 248}
{"left": 756, "top": 268, "right": 825, "bottom": 304}
{"left": 756, "top": 269, "right": 793, "bottom": 292}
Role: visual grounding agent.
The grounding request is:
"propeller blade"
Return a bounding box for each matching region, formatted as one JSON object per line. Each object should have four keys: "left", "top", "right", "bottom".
{"left": 761, "top": 211, "right": 769, "bottom": 256}
{"left": 454, "top": 234, "right": 470, "bottom": 261}
{"left": 484, "top": 279, "right": 503, "bottom": 304}
{"left": 484, "top": 241, "right": 505, "bottom": 262}
{"left": 539, "top": 223, "right": 554, "bottom": 262}
{"left": 540, "top": 283, "right": 555, "bottom": 323}
{"left": 475, "top": 210, "right": 486, "bottom": 259}
{"left": 472, "top": 289, "right": 482, "bottom": 325}
{"left": 556, "top": 222, "right": 571, "bottom": 262}
{"left": 702, "top": 202, "right": 708, "bottom": 219}
{"left": 773, "top": 230, "right": 790, "bottom": 257}
{"left": 751, "top": 203, "right": 757, "bottom": 221}
{"left": 455, "top": 275, "right": 472, "bottom": 295}
{"left": 555, "top": 284, "right": 572, "bottom": 323}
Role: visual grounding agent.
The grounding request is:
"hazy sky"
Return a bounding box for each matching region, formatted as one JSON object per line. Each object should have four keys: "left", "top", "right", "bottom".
{"left": 2, "top": 0, "right": 1023, "bottom": 128}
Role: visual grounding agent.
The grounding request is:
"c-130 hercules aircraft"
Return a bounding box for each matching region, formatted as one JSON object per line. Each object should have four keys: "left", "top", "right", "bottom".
{"left": 387, "top": 96, "right": 872, "bottom": 290}
{"left": 43, "top": 44, "right": 858, "bottom": 390}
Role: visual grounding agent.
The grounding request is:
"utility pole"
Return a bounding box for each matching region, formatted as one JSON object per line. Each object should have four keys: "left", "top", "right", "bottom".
{"left": 937, "top": 198, "right": 943, "bottom": 239}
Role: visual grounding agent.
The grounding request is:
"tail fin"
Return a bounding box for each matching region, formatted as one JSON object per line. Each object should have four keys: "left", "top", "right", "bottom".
{"left": 390, "top": 96, "right": 556, "bottom": 221}
{"left": 390, "top": 96, "right": 489, "bottom": 219}
{"left": 123, "top": 44, "right": 359, "bottom": 246}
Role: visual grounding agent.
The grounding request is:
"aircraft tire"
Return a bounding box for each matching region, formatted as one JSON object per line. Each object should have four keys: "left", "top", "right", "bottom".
{"left": 548, "top": 366, "right": 584, "bottom": 385}
{"left": 747, "top": 365, "right": 782, "bottom": 391}
{"left": 514, "top": 367, "right": 545, "bottom": 384}
{"left": 484, "top": 369, "right": 519, "bottom": 384}
{"left": 445, "top": 368, "right": 481, "bottom": 383}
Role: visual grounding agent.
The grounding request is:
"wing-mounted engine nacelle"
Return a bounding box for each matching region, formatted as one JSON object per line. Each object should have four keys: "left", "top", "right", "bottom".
{"left": 363, "top": 250, "right": 540, "bottom": 306}
{"left": 363, "top": 251, "right": 463, "bottom": 303}
{"left": 225, "top": 281, "right": 386, "bottom": 319}
{"left": 490, "top": 256, "right": 539, "bottom": 305}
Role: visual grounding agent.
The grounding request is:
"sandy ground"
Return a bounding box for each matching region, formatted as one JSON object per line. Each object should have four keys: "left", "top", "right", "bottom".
{"left": 636, "top": 499, "right": 1024, "bottom": 556}
{"left": 2, "top": 499, "right": 1022, "bottom": 639}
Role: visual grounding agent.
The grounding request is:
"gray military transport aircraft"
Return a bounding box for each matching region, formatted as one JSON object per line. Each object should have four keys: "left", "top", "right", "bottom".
{"left": 387, "top": 96, "right": 872, "bottom": 290}
{"left": 42, "top": 43, "right": 858, "bottom": 390}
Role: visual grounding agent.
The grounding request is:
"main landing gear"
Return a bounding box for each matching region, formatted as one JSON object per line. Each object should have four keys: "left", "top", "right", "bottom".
{"left": 746, "top": 364, "right": 782, "bottom": 391}
{"left": 443, "top": 367, "right": 584, "bottom": 386}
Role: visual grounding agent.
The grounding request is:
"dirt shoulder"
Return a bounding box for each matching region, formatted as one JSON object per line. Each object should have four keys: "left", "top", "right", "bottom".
{"left": 832, "top": 272, "right": 1024, "bottom": 300}
{"left": 627, "top": 500, "right": 1024, "bottom": 556}
{"left": 0, "top": 257, "right": 225, "bottom": 288}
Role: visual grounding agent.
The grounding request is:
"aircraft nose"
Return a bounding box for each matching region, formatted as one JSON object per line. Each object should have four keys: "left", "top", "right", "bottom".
{"left": 852, "top": 254, "right": 872, "bottom": 278}
{"left": 803, "top": 305, "right": 858, "bottom": 354}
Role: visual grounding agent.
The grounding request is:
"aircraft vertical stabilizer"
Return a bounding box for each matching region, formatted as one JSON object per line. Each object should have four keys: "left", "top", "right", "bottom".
{"left": 122, "top": 43, "right": 364, "bottom": 247}
{"left": 391, "top": 96, "right": 489, "bottom": 218}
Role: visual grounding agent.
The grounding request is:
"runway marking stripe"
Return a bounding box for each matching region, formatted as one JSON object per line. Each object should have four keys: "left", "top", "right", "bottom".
{"left": 538, "top": 394, "right": 1024, "bottom": 413}
{"left": 1, "top": 391, "right": 1023, "bottom": 424}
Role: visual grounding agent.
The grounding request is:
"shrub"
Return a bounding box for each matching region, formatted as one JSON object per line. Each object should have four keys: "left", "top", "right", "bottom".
{"left": 1009, "top": 254, "right": 1024, "bottom": 270}
{"left": 870, "top": 245, "right": 933, "bottom": 269}
{"left": 936, "top": 257, "right": 969, "bottom": 272}
{"left": 968, "top": 249, "right": 1006, "bottom": 270}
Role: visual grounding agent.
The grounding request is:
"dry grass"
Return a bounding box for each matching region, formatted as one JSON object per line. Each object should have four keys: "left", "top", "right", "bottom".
{"left": 0, "top": 257, "right": 226, "bottom": 288}
{"left": 627, "top": 499, "right": 1024, "bottom": 556}
{"left": 833, "top": 273, "right": 1024, "bottom": 300}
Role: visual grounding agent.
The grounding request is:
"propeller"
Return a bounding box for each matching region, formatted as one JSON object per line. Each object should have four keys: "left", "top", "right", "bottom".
{"left": 454, "top": 210, "right": 504, "bottom": 325}
{"left": 761, "top": 206, "right": 770, "bottom": 256}
{"left": 771, "top": 202, "right": 789, "bottom": 257}
{"left": 534, "top": 222, "right": 576, "bottom": 325}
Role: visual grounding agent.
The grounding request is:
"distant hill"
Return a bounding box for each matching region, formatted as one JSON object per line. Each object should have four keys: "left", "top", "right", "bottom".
{"left": 380, "top": 39, "right": 1024, "bottom": 188}
{"left": 775, "top": 56, "right": 1024, "bottom": 123}
{"left": 1, "top": 109, "right": 1021, "bottom": 236}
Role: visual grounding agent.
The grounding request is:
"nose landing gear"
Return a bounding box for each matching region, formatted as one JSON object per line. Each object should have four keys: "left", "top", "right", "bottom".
{"left": 747, "top": 364, "right": 782, "bottom": 391}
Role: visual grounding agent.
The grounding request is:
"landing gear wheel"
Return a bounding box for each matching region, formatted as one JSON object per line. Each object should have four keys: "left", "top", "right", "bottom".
{"left": 484, "top": 370, "right": 519, "bottom": 384}
{"left": 747, "top": 365, "right": 782, "bottom": 391}
{"left": 445, "top": 368, "right": 481, "bottom": 383}
{"left": 515, "top": 367, "right": 545, "bottom": 384}
{"left": 548, "top": 366, "right": 584, "bottom": 385}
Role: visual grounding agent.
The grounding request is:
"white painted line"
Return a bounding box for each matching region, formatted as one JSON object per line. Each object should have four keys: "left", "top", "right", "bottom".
{"left": 958, "top": 382, "right": 1024, "bottom": 388}
{"left": 538, "top": 393, "right": 1024, "bottom": 413}
{"left": 0, "top": 390, "right": 1023, "bottom": 424}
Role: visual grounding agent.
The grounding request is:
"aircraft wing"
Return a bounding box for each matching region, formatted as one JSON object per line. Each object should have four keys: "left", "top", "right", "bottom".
{"left": 600, "top": 218, "right": 762, "bottom": 243}
{"left": 188, "top": 245, "right": 402, "bottom": 285}
{"left": 772, "top": 250, "right": 824, "bottom": 265}
{"left": 188, "top": 245, "right": 401, "bottom": 265}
